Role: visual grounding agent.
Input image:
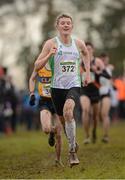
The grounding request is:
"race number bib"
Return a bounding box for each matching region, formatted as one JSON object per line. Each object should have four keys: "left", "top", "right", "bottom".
{"left": 60, "top": 61, "right": 76, "bottom": 74}
{"left": 42, "top": 84, "right": 51, "bottom": 97}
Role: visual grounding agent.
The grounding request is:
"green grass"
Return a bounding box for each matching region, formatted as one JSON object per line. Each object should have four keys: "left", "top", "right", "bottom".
{"left": 0, "top": 122, "right": 125, "bottom": 179}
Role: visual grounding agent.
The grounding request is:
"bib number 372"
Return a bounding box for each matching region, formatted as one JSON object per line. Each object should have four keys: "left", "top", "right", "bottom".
{"left": 61, "top": 65, "right": 75, "bottom": 73}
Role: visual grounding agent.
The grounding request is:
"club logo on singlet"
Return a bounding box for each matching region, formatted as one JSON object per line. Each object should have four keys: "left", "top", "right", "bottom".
{"left": 58, "top": 51, "right": 62, "bottom": 55}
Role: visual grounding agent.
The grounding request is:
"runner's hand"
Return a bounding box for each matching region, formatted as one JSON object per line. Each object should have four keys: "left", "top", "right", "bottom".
{"left": 29, "top": 94, "right": 36, "bottom": 106}
{"left": 83, "top": 72, "right": 91, "bottom": 86}
{"left": 49, "top": 46, "right": 57, "bottom": 56}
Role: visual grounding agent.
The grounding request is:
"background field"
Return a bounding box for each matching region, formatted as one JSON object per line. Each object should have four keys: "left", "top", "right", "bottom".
{"left": 0, "top": 122, "right": 125, "bottom": 179}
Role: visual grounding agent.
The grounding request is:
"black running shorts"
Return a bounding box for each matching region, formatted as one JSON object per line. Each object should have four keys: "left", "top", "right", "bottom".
{"left": 51, "top": 87, "right": 80, "bottom": 116}
{"left": 38, "top": 96, "right": 55, "bottom": 114}
{"left": 81, "top": 83, "right": 100, "bottom": 104}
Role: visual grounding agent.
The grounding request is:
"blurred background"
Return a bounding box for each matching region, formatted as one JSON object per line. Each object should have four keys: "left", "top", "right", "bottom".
{"left": 0, "top": 0, "right": 125, "bottom": 135}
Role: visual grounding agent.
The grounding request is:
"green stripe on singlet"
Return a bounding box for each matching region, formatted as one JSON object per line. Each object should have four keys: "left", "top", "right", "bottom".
{"left": 49, "top": 56, "right": 55, "bottom": 87}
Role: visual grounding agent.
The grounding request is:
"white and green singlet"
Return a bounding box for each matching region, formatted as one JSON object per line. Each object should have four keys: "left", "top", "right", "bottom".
{"left": 49, "top": 36, "right": 81, "bottom": 89}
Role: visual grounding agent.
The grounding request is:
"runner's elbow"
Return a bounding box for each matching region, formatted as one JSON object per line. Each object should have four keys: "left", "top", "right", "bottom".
{"left": 34, "top": 61, "right": 39, "bottom": 70}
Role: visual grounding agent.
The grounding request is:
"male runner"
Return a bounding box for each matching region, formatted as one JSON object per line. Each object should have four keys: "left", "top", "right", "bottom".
{"left": 34, "top": 14, "right": 90, "bottom": 167}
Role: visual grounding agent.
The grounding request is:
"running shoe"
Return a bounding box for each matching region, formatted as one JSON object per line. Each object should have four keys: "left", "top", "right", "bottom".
{"left": 69, "top": 152, "right": 80, "bottom": 167}
{"left": 48, "top": 132, "right": 55, "bottom": 147}
{"left": 102, "top": 136, "right": 109, "bottom": 143}
{"left": 83, "top": 137, "right": 91, "bottom": 144}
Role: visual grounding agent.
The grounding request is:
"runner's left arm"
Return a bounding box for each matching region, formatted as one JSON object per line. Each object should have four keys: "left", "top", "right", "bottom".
{"left": 77, "top": 39, "right": 90, "bottom": 85}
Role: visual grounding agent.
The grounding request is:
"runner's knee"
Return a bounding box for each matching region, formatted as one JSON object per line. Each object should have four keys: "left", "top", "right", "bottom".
{"left": 83, "top": 107, "right": 90, "bottom": 116}
{"left": 101, "top": 111, "right": 108, "bottom": 119}
{"left": 63, "top": 100, "right": 74, "bottom": 121}
{"left": 56, "top": 132, "right": 62, "bottom": 140}
{"left": 42, "top": 126, "right": 51, "bottom": 134}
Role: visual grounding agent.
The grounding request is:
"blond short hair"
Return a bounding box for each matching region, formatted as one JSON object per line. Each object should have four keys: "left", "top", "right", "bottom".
{"left": 55, "top": 13, "right": 73, "bottom": 26}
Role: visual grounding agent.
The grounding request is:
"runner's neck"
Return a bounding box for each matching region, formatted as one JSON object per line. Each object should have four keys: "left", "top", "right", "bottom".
{"left": 58, "top": 35, "right": 72, "bottom": 46}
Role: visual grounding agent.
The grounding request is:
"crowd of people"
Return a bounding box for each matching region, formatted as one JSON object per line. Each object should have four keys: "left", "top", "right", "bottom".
{"left": 0, "top": 67, "right": 18, "bottom": 134}
{"left": 1, "top": 13, "right": 125, "bottom": 168}
{"left": 0, "top": 66, "right": 41, "bottom": 135}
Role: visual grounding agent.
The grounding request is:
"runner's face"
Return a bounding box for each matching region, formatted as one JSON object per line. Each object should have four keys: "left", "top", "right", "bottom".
{"left": 57, "top": 17, "right": 73, "bottom": 35}
{"left": 102, "top": 57, "right": 109, "bottom": 66}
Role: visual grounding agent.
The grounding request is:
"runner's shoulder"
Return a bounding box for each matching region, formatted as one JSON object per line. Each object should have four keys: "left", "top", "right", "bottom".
{"left": 45, "top": 38, "right": 55, "bottom": 43}
{"left": 75, "top": 38, "right": 86, "bottom": 50}
{"left": 45, "top": 38, "right": 57, "bottom": 47}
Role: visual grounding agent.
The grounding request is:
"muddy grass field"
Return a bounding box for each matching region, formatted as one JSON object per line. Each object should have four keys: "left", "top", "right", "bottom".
{"left": 0, "top": 122, "right": 125, "bottom": 179}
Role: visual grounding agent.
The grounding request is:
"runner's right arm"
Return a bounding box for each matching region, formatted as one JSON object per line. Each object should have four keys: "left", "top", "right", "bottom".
{"left": 29, "top": 68, "right": 37, "bottom": 106}
{"left": 29, "top": 68, "right": 37, "bottom": 95}
{"left": 34, "top": 39, "right": 57, "bottom": 71}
